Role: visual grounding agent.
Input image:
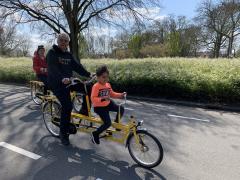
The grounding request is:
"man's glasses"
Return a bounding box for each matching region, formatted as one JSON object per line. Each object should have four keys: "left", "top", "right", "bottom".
{"left": 59, "top": 38, "right": 69, "bottom": 43}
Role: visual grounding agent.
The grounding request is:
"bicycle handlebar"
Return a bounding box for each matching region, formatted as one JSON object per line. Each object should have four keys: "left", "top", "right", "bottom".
{"left": 66, "top": 75, "right": 96, "bottom": 88}
{"left": 66, "top": 75, "right": 127, "bottom": 106}
{"left": 119, "top": 94, "right": 127, "bottom": 106}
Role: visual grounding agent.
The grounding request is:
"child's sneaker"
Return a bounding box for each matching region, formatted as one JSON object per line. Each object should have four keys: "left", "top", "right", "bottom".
{"left": 91, "top": 132, "right": 100, "bottom": 144}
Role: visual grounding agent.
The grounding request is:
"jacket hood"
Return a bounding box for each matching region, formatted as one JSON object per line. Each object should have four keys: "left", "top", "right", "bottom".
{"left": 52, "top": 44, "right": 69, "bottom": 54}
{"left": 33, "top": 51, "right": 38, "bottom": 56}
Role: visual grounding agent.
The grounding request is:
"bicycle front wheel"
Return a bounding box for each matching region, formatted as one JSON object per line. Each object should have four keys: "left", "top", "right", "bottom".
{"left": 128, "top": 130, "right": 163, "bottom": 168}
{"left": 42, "top": 101, "right": 61, "bottom": 137}
{"left": 72, "top": 93, "right": 83, "bottom": 112}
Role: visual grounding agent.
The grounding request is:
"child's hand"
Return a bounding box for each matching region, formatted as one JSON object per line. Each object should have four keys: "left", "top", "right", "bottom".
{"left": 105, "top": 96, "right": 111, "bottom": 101}
{"left": 102, "top": 96, "right": 110, "bottom": 101}
{"left": 121, "top": 92, "right": 127, "bottom": 99}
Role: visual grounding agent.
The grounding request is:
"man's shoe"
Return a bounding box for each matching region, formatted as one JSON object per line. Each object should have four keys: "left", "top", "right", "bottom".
{"left": 60, "top": 133, "right": 70, "bottom": 146}
{"left": 91, "top": 132, "right": 100, "bottom": 145}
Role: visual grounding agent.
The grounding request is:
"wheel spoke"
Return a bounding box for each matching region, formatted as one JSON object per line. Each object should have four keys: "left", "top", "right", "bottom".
{"left": 128, "top": 131, "right": 163, "bottom": 168}
{"left": 43, "top": 102, "right": 61, "bottom": 137}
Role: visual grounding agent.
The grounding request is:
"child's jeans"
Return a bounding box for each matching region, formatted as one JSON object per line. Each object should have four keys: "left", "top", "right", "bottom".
{"left": 94, "top": 100, "right": 124, "bottom": 135}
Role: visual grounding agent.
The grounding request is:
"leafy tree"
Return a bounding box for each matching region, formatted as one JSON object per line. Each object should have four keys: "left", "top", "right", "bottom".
{"left": 128, "top": 34, "right": 142, "bottom": 58}
{"left": 78, "top": 34, "right": 89, "bottom": 58}
{"left": 167, "top": 31, "right": 181, "bottom": 57}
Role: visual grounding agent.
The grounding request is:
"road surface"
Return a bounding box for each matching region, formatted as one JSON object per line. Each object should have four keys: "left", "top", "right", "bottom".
{"left": 0, "top": 84, "right": 239, "bottom": 180}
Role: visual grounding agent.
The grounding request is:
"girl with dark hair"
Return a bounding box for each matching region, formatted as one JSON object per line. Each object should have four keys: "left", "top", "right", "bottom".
{"left": 33, "top": 45, "right": 48, "bottom": 94}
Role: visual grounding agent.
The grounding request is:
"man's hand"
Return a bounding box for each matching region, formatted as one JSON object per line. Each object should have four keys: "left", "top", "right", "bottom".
{"left": 62, "top": 78, "right": 70, "bottom": 85}
{"left": 87, "top": 73, "right": 96, "bottom": 80}
{"left": 90, "top": 73, "right": 96, "bottom": 78}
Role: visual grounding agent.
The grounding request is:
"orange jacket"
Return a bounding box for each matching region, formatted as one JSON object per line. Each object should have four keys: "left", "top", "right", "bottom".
{"left": 91, "top": 82, "right": 122, "bottom": 107}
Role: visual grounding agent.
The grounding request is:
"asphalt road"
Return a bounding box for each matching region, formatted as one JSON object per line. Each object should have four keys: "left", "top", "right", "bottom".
{"left": 0, "top": 84, "right": 240, "bottom": 180}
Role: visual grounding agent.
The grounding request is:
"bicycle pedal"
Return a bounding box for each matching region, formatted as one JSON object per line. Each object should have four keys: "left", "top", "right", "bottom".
{"left": 107, "top": 131, "right": 112, "bottom": 136}
{"left": 99, "top": 132, "right": 112, "bottom": 139}
{"left": 99, "top": 135, "right": 107, "bottom": 139}
{"left": 35, "top": 92, "right": 44, "bottom": 98}
{"left": 52, "top": 117, "right": 60, "bottom": 123}
{"left": 105, "top": 131, "right": 113, "bottom": 136}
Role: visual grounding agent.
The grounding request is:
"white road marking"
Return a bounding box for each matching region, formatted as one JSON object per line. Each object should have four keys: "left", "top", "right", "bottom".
{"left": 168, "top": 114, "right": 210, "bottom": 122}
{"left": 125, "top": 107, "right": 134, "bottom": 111}
{"left": 0, "top": 142, "right": 41, "bottom": 160}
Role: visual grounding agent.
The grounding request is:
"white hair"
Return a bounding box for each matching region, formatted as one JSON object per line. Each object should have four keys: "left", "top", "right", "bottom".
{"left": 57, "top": 33, "right": 70, "bottom": 42}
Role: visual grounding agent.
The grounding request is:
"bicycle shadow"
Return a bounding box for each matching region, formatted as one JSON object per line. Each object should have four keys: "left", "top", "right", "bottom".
{"left": 25, "top": 103, "right": 41, "bottom": 111}
{"left": 31, "top": 135, "right": 166, "bottom": 180}
{"left": 19, "top": 104, "right": 42, "bottom": 122}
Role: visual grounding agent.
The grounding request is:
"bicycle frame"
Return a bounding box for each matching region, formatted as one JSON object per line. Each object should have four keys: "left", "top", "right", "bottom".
{"left": 30, "top": 80, "right": 44, "bottom": 94}
{"left": 71, "top": 110, "right": 139, "bottom": 145}
{"left": 41, "top": 78, "right": 163, "bottom": 169}
{"left": 69, "top": 79, "right": 141, "bottom": 145}
{"left": 30, "top": 80, "right": 53, "bottom": 97}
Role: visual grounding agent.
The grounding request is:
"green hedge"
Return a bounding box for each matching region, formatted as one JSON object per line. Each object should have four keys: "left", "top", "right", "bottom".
{"left": 1, "top": 57, "right": 240, "bottom": 103}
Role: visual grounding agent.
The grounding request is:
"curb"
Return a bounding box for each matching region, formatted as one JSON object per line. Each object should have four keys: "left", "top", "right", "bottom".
{"left": 128, "top": 96, "right": 240, "bottom": 113}
{"left": 1, "top": 82, "right": 240, "bottom": 113}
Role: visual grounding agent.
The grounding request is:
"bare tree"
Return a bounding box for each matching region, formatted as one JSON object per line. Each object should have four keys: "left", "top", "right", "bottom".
{"left": 196, "top": 0, "right": 229, "bottom": 58}
{"left": 0, "top": 22, "right": 21, "bottom": 55}
{"left": 196, "top": 0, "right": 240, "bottom": 58}
{"left": 220, "top": 0, "right": 240, "bottom": 57}
{"left": 0, "top": 10, "right": 31, "bottom": 57}
{"left": 18, "top": 36, "right": 31, "bottom": 56}
{"left": 0, "top": 0, "right": 161, "bottom": 61}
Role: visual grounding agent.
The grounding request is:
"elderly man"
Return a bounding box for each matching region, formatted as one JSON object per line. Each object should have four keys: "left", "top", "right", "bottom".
{"left": 46, "top": 33, "right": 92, "bottom": 146}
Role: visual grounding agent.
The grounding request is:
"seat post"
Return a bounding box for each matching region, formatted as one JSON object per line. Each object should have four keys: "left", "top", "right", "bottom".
{"left": 118, "top": 105, "right": 121, "bottom": 123}
{"left": 84, "top": 83, "right": 92, "bottom": 117}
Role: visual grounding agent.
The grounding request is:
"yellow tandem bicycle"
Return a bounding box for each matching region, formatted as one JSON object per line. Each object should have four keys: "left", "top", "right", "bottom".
{"left": 30, "top": 80, "right": 83, "bottom": 112}
{"left": 41, "top": 77, "right": 164, "bottom": 168}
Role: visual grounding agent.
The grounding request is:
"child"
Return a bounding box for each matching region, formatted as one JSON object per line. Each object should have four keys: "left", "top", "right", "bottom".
{"left": 91, "top": 65, "right": 126, "bottom": 144}
{"left": 33, "top": 45, "right": 48, "bottom": 94}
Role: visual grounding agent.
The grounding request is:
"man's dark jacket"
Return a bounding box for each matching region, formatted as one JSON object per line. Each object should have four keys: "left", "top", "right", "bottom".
{"left": 46, "top": 45, "right": 90, "bottom": 89}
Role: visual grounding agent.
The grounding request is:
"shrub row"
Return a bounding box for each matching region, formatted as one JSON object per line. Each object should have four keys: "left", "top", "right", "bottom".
{"left": 0, "top": 57, "right": 240, "bottom": 104}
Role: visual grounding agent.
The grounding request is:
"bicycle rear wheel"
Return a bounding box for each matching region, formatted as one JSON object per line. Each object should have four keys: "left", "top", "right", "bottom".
{"left": 31, "top": 85, "right": 43, "bottom": 105}
{"left": 127, "top": 130, "right": 163, "bottom": 168}
{"left": 42, "top": 101, "right": 61, "bottom": 137}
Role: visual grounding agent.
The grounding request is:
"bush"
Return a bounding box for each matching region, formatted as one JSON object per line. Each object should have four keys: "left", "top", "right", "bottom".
{"left": 112, "top": 49, "right": 130, "bottom": 59}
{"left": 1, "top": 57, "right": 240, "bottom": 104}
{"left": 0, "top": 57, "right": 35, "bottom": 84}
{"left": 128, "top": 34, "right": 142, "bottom": 58}
{"left": 140, "top": 44, "right": 168, "bottom": 57}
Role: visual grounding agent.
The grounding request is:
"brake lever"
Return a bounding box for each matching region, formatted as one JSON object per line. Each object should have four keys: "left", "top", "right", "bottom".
{"left": 66, "top": 78, "right": 81, "bottom": 88}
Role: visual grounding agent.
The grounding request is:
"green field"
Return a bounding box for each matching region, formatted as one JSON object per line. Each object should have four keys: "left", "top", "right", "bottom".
{"left": 0, "top": 57, "right": 240, "bottom": 104}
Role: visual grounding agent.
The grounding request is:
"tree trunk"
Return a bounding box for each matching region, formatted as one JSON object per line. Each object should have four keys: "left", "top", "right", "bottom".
{"left": 61, "top": 1, "right": 80, "bottom": 62}
{"left": 227, "top": 31, "right": 234, "bottom": 58}
{"left": 214, "top": 35, "right": 223, "bottom": 58}
{"left": 69, "top": 32, "right": 80, "bottom": 61}
{"left": 216, "top": 43, "right": 221, "bottom": 58}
